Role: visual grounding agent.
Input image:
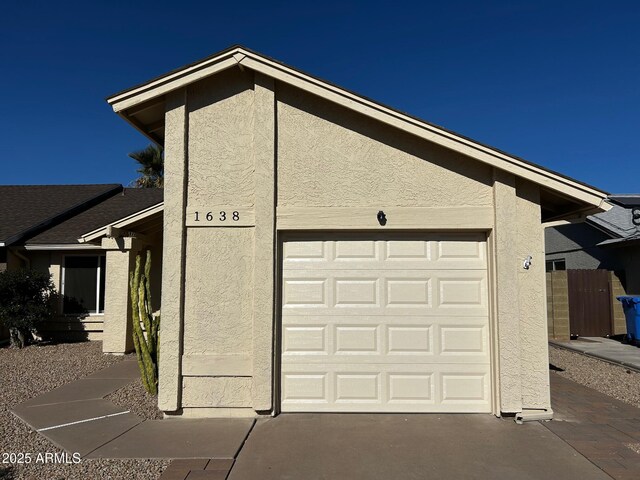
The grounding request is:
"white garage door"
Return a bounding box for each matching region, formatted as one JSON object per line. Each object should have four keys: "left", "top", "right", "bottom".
{"left": 280, "top": 233, "right": 491, "bottom": 413}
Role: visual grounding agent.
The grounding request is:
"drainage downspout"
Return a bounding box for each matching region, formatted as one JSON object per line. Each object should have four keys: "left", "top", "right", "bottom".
{"left": 515, "top": 408, "right": 554, "bottom": 424}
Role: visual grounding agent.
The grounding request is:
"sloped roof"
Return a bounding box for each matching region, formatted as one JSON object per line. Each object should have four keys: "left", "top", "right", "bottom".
{"left": 588, "top": 203, "right": 639, "bottom": 239}
{"left": 106, "top": 45, "right": 609, "bottom": 220}
{"left": 587, "top": 197, "right": 640, "bottom": 248}
{"left": 0, "top": 184, "right": 121, "bottom": 246}
{"left": 25, "top": 188, "right": 163, "bottom": 245}
{"left": 607, "top": 195, "right": 640, "bottom": 208}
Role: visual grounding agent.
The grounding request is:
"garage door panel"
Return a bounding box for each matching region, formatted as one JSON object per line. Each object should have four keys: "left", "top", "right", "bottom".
{"left": 281, "top": 364, "right": 491, "bottom": 413}
{"left": 283, "top": 316, "right": 489, "bottom": 363}
{"left": 281, "top": 235, "right": 491, "bottom": 413}
{"left": 283, "top": 237, "right": 486, "bottom": 271}
{"left": 283, "top": 270, "right": 488, "bottom": 316}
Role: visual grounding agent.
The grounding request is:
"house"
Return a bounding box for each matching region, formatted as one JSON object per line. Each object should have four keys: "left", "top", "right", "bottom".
{"left": 104, "top": 45, "right": 609, "bottom": 419}
{"left": 545, "top": 195, "right": 640, "bottom": 339}
{"left": 0, "top": 184, "right": 163, "bottom": 348}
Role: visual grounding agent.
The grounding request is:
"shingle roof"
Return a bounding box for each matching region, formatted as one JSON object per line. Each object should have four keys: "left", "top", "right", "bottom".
{"left": 25, "top": 188, "right": 163, "bottom": 245}
{"left": 0, "top": 184, "right": 121, "bottom": 245}
{"left": 587, "top": 201, "right": 640, "bottom": 239}
{"left": 607, "top": 195, "right": 640, "bottom": 207}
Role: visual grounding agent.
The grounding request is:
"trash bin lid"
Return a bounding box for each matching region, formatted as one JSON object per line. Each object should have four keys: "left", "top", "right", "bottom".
{"left": 617, "top": 296, "right": 640, "bottom": 304}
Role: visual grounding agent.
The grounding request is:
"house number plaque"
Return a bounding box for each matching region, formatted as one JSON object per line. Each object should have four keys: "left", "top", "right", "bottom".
{"left": 185, "top": 207, "right": 255, "bottom": 227}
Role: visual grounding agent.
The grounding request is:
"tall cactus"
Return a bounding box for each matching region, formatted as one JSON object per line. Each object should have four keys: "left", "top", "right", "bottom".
{"left": 129, "top": 249, "right": 160, "bottom": 395}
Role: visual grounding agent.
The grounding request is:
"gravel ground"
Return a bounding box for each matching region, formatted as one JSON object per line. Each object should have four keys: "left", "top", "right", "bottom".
{"left": 549, "top": 344, "right": 640, "bottom": 408}
{"left": 106, "top": 377, "right": 164, "bottom": 421}
{"left": 0, "top": 341, "right": 169, "bottom": 480}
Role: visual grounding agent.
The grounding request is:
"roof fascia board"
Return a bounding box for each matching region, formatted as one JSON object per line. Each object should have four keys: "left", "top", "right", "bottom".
{"left": 79, "top": 202, "right": 164, "bottom": 243}
{"left": 23, "top": 244, "right": 102, "bottom": 251}
{"left": 109, "top": 48, "right": 607, "bottom": 209}
{"left": 109, "top": 56, "right": 238, "bottom": 112}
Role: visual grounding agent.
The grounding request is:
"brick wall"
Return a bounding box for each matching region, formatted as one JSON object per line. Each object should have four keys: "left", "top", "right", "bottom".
{"left": 546, "top": 271, "right": 570, "bottom": 340}
{"left": 610, "top": 271, "right": 627, "bottom": 336}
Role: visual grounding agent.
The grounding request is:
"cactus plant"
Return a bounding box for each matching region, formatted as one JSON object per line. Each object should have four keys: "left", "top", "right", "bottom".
{"left": 129, "top": 249, "right": 160, "bottom": 395}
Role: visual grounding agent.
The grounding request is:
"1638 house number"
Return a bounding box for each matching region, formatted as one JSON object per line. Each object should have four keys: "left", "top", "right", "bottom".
{"left": 185, "top": 207, "right": 255, "bottom": 227}
{"left": 194, "top": 210, "right": 240, "bottom": 222}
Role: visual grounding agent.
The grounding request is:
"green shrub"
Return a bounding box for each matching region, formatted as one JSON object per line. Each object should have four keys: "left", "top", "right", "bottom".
{"left": 0, "top": 269, "right": 56, "bottom": 348}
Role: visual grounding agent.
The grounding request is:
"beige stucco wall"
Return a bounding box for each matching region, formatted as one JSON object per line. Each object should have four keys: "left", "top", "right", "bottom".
{"left": 515, "top": 179, "right": 550, "bottom": 410}
{"left": 159, "top": 66, "right": 553, "bottom": 417}
{"left": 102, "top": 235, "right": 163, "bottom": 354}
{"left": 277, "top": 84, "right": 493, "bottom": 208}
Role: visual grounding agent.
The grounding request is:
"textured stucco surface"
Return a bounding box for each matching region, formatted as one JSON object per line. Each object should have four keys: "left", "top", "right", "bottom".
{"left": 187, "top": 68, "right": 255, "bottom": 208}
{"left": 515, "top": 180, "right": 550, "bottom": 410}
{"left": 183, "top": 228, "right": 254, "bottom": 356}
{"left": 251, "top": 74, "right": 276, "bottom": 411}
{"left": 159, "top": 69, "right": 554, "bottom": 417}
{"left": 178, "top": 69, "right": 257, "bottom": 413}
{"left": 102, "top": 246, "right": 135, "bottom": 354}
{"left": 182, "top": 377, "right": 252, "bottom": 408}
{"left": 492, "top": 171, "right": 522, "bottom": 413}
{"left": 158, "top": 89, "right": 188, "bottom": 411}
{"left": 276, "top": 84, "right": 493, "bottom": 208}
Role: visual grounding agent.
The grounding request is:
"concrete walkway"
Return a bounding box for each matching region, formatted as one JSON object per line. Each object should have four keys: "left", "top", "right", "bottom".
{"left": 551, "top": 337, "right": 640, "bottom": 371}
{"left": 547, "top": 373, "right": 640, "bottom": 480}
{"left": 11, "top": 359, "right": 254, "bottom": 462}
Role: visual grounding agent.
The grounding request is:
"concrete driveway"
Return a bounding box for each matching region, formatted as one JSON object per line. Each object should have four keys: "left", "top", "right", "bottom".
{"left": 228, "top": 414, "right": 609, "bottom": 480}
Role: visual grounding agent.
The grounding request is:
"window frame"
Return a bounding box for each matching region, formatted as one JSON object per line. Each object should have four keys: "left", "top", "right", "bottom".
{"left": 61, "top": 254, "right": 106, "bottom": 316}
{"left": 545, "top": 258, "right": 567, "bottom": 272}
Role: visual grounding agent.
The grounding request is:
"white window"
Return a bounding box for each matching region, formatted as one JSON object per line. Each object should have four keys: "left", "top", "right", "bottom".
{"left": 62, "top": 255, "right": 106, "bottom": 315}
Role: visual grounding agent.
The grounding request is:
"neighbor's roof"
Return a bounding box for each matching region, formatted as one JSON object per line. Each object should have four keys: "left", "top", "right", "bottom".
{"left": 106, "top": 45, "right": 609, "bottom": 220}
{"left": 606, "top": 194, "right": 640, "bottom": 208}
{"left": 586, "top": 196, "right": 640, "bottom": 248}
{"left": 25, "top": 188, "right": 164, "bottom": 245}
{"left": 588, "top": 203, "right": 639, "bottom": 239}
{"left": 0, "top": 184, "right": 121, "bottom": 246}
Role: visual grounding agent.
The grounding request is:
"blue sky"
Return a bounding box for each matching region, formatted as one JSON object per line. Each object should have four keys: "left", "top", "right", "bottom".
{"left": 1, "top": 1, "right": 638, "bottom": 193}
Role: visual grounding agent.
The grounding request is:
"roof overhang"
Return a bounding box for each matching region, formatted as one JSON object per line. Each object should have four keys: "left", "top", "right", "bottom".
{"left": 79, "top": 202, "right": 164, "bottom": 243}
{"left": 22, "top": 244, "right": 102, "bottom": 251}
{"left": 107, "top": 46, "right": 610, "bottom": 221}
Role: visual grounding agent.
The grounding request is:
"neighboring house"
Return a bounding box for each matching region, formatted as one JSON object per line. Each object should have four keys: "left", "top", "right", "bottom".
{"left": 545, "top": 196, "right": 640, "bottom": 339}
{"left": 0, "top": 185, "right": 163, "bottom": 348}
{"left": 105, "top": 45, "right": 609, "bottom": 420}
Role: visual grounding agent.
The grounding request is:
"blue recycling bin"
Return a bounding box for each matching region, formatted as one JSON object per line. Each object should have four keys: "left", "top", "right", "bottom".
{"left": 617, "top": 296, "right": 640, "bottom": 344}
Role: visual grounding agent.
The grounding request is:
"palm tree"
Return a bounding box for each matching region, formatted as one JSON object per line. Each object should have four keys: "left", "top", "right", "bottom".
{"left": 129, "top": 144, "right": 164, "bottom": 188}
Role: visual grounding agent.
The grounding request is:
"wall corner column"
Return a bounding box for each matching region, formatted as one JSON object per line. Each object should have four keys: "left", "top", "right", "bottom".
{"left": 158, "top": 89, "right": 188, "bottom": 412}
{"left": 492, "top": 169, "right": 523, "bottom": 413}
{"left": 252, "top": 73, "right": 276, "bottom": 411}
{"left": 101, "top": 237, "right": 143, "bottom": 354}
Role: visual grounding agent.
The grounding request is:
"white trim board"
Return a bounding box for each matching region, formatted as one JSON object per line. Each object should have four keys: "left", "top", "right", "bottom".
{"left": 79, "top": 202, "right": 164, "bottom": 243}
